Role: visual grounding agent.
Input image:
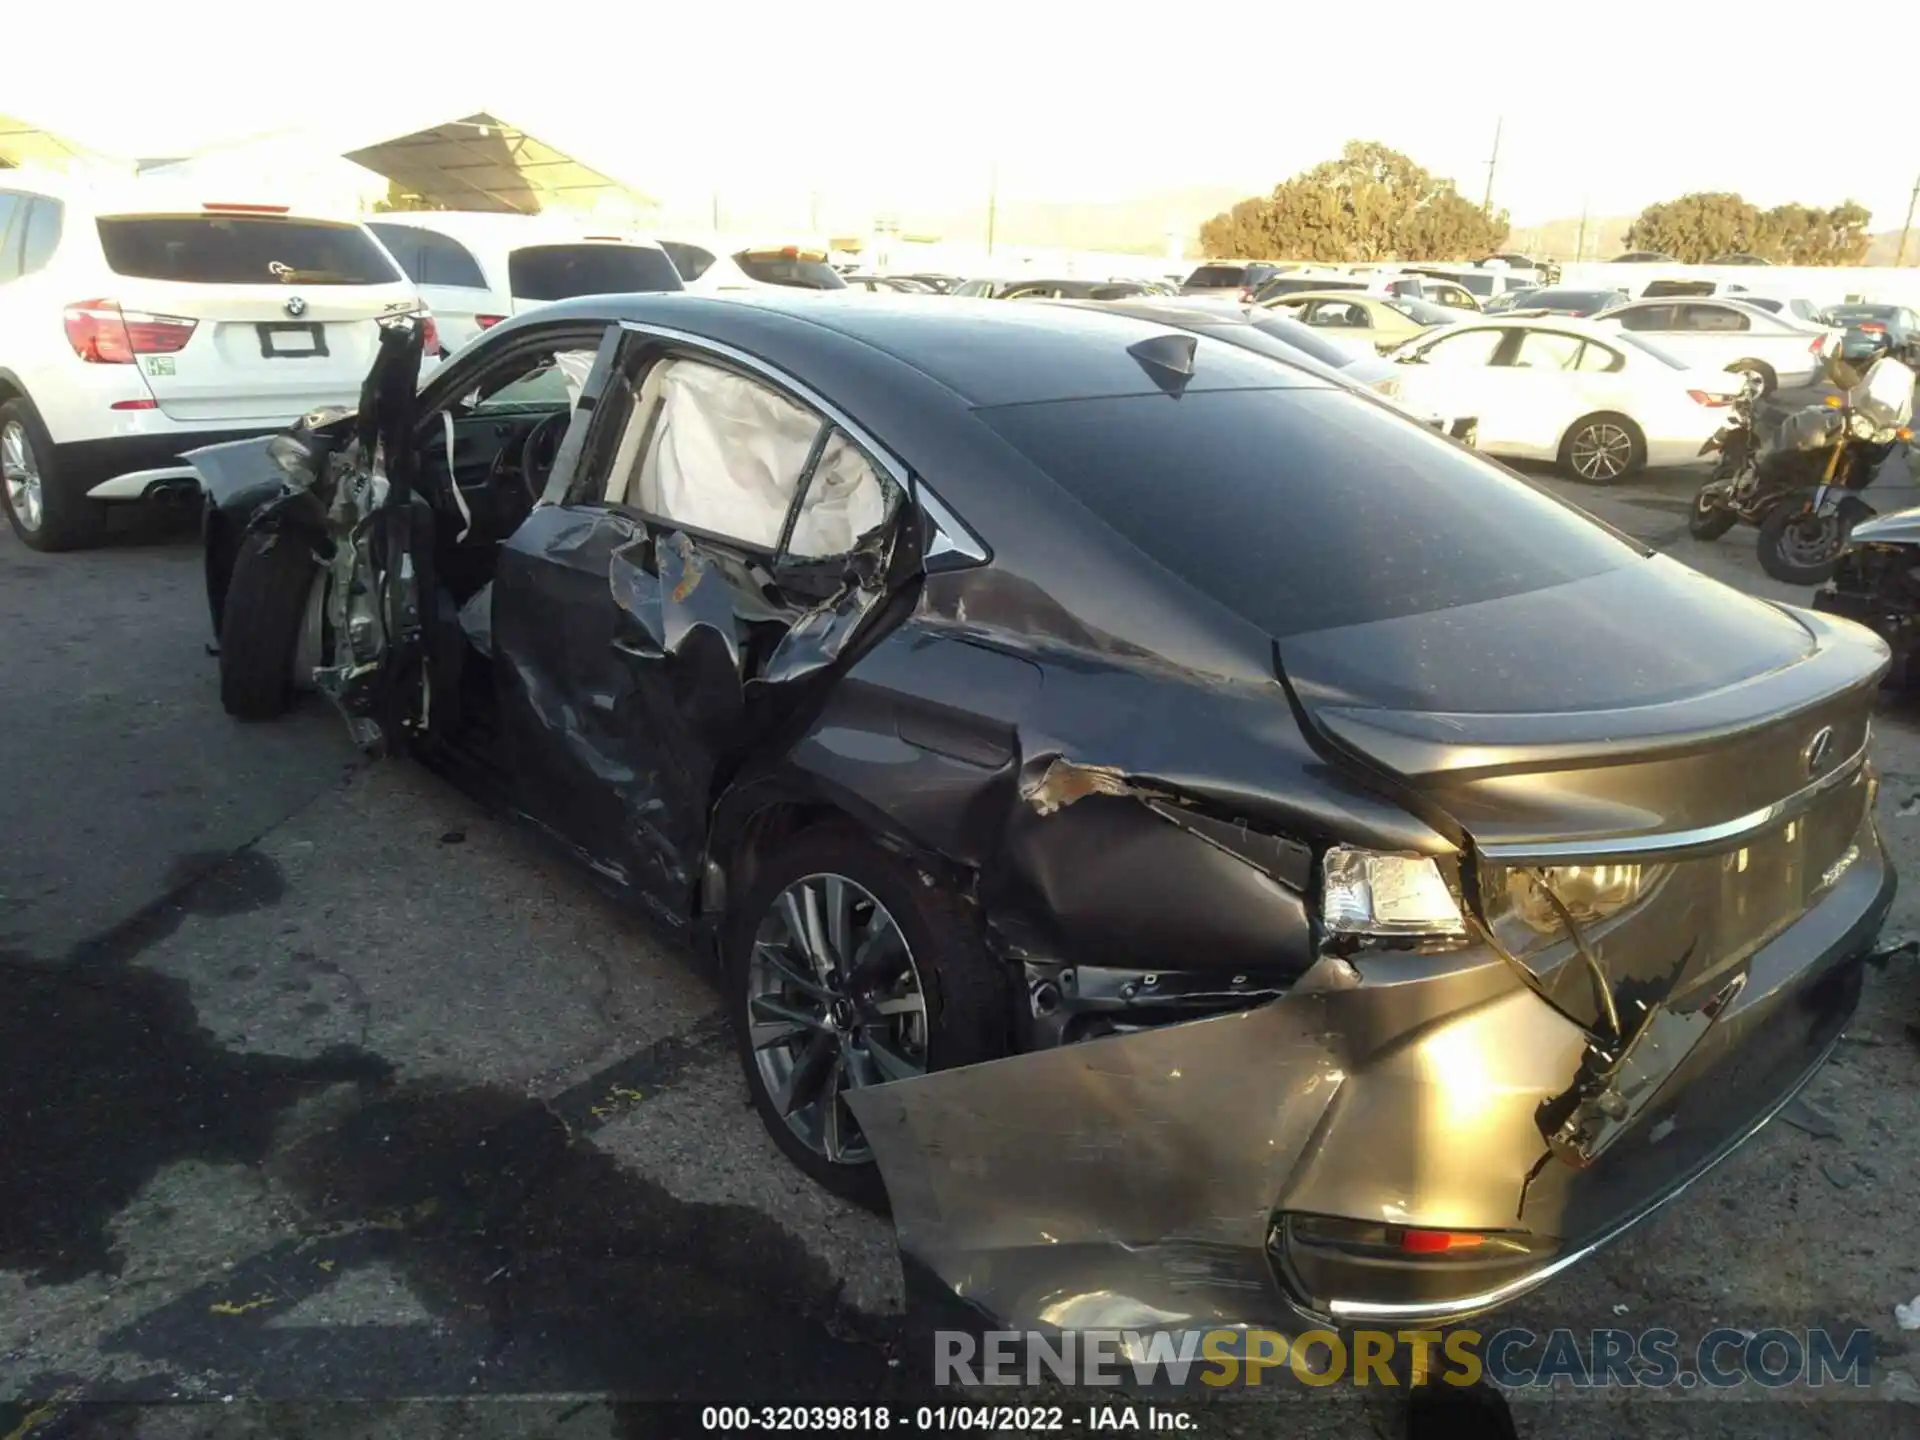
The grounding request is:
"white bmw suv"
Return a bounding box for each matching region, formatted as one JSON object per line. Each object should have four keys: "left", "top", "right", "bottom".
{"left": 0, "top": 172, "right": 434, "bottom": 551}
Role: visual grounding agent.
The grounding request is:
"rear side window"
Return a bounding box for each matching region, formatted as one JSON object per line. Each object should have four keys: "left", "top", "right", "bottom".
{"left": 506, "top": 244, "right": 684, "bottom": 300}
{"left": 1679, "top": 304, "right": 1749, "bottom": 332}
{"left": 96, "top": 216, "right": 403, "bottom": 285}
{"left": 732, "top": 251, "right": 846, "bottom": 289}
{"left": 367, "top": 222, "right": 487, "bottom": 289}
{"left": 978, "top": 387, "right": 1636, "bottom": 637}
{"left": 0, "top": 193, "right": 21, "bottom": 283}
{"left": 19, "top": 199, "right": 61, "bottom": 276}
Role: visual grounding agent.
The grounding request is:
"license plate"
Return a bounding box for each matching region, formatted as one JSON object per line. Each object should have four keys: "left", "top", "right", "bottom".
{"left": 258, "top": 323, "right": 327, "bottom": 358}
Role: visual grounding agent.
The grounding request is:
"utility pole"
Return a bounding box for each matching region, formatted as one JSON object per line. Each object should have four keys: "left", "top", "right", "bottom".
{"left": 986, "top": 161, "right": 998, "bottom": 257}
{"left": 1575, "top": 198, "right": 1589, "bottom": 263}
{"left": 1899, "top": 173, "right": 1920, "bottom": 267}
{"left": 711, "top": 192, "right": 721, "bottom": 233}
{"left": 1482, "top": 116, "right": 1503, "bottom": 215}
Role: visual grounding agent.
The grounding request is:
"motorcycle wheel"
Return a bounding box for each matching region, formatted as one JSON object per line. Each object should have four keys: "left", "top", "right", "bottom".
{"left": 1757, "top": 502, "right": 1848, "bottom": 586}
{"left": 1688, "top": 485, "right": 1738, "bottom": 541}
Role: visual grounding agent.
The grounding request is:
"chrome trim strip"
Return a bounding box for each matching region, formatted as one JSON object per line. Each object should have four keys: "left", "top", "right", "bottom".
{"left": 1476, "top": 740, "right": 1869, "bottom": 864}
{"left": 1323, "top": 1024, "right": 1845, "bottom": 1324}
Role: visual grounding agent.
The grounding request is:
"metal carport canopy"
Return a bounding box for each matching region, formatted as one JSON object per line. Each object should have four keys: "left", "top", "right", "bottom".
{"left": 344, "top": 111, "right": 653, "bottom": 215}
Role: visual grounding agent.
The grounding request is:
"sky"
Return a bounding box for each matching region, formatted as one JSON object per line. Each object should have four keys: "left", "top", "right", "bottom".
{"left": 9, "top": 0, "right": 1918, "bottom": 232}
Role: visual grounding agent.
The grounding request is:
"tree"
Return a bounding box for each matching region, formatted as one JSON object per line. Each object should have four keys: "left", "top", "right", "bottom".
{"left": 1624, "top": 192, "right": 1873, "bottom": 265}
{"left": 1197, "top": 141, "right": 1509, "bottom": 262}
{"left": 370, "top": 179, "right": 436, "bottom": 214}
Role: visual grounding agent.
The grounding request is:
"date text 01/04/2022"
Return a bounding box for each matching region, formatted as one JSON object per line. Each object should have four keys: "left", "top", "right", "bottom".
{"left": 699, "top": 1405, "right": 1199, "bottom": 1431}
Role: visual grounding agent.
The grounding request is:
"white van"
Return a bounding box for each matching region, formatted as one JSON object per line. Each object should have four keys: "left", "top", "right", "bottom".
{"left": 364, "top": 212, "right": 684, "bottom": 356}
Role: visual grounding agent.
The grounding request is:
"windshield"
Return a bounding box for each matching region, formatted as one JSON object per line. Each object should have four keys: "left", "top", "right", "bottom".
{"left": 1184, "top": 265, "right": 1247, "bottom": 287}
{"left": 506, "top": 244, "right": 684, "bottom": 300}
{"left": 977, "top": 387, "right": 1638, "bottom": 638}
{"left": 1829, "top": 305, "right": 1897, "bottom": 322}
{"left": 1384, "top": 297, "right": 1457, "bottom": 325}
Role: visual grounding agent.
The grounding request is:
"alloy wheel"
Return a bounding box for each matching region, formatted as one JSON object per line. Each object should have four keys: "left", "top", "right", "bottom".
{"left": 1, "top": 421, "right": 43, "bottom": 533}
{"left": 1570, "top": 422, "right": 1633, "bottom": 481}
{"left": 746, "top": 873, "right": 928, "bottom": 1165}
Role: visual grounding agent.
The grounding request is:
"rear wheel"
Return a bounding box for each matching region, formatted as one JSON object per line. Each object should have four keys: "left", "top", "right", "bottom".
{"left": 1558, "top": 413, "right": 1644, "bottom": 483}
{"left": 219, "top": 530, "right": 320, "bottom": 720}
{"left": 1, "top": 400, "right": 106, "bottom": 552}
{"left": 728, "top": 823, "right": 1009, "bottom": 1211}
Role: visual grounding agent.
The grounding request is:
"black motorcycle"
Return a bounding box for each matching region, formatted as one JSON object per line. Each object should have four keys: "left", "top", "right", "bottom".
{"left": 1688, "top": 355, "right": 1915, "bottom": 585}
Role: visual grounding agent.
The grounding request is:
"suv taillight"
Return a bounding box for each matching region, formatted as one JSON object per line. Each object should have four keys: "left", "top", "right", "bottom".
{"left": 418, "top": 311, "right": 440, "bottom": 356}
{"left": 475, "top": 314, "right": 507, "bottom": 330}
{"left": 64, "top": 300, "right": 196, "bottom": 364}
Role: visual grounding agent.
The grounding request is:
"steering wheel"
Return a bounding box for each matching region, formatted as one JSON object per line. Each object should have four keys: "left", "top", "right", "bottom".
{"left": 516, "top": 412, "right": 572, "bottom": 501}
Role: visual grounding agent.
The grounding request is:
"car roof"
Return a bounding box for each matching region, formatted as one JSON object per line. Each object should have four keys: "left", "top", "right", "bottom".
{"left": 508, "top": 291, "right": 1331, "bottom": 408}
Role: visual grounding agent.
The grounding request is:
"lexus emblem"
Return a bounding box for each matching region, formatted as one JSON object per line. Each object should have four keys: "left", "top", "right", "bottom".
{"left": 1804, "top": 725, "right": 1836, "bottom": 776}
{"left": 284, "top": 296, "right": 308, "bottom": 318}
{"left": 268, "top": 261, "right": 294, "bottom": 278}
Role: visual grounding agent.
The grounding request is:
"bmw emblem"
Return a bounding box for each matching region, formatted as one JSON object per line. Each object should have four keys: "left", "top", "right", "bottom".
{"left": 284, "top": 296, "right": 308, "bottom": 318}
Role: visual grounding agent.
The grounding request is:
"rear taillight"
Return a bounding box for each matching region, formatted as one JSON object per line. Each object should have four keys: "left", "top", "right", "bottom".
{"left": 1238, "top": 288, "right": 1255, "bottom": 302}
{"left": 475, "top": 314, "right": 506, "bottom": 330}
{"left": 417, "top": 311, "right": 440, "bottom": 355}
{"left": 1859, "top": 322, "right": 1886, "bottom": 334}
{"left": 110, "top": 398, "right": 159, "bottom": 411}
{"left": 1689, "top": 389, "right": 1733, "bottom": 406}
{"left": 1811, "top": 336, "right": 1827, "bottom": 355}
{"left": 64, "top": 300, "right": 197, "bottom": 363}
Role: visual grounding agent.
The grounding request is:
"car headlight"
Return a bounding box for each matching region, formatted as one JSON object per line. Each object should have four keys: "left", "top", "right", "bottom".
{"left": 1492, "top": 863, "right": 1665, "bottom": 934}
{"left": 1321, "top": 846, "right": 1466, "bottom": 939}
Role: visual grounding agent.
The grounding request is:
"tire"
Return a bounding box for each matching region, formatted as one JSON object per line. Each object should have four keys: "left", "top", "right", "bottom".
{"left": 1558, "top": 413, "right": 1644, "bottom": 483}
{"left": 0, "top": 398, "right": 106, "bottom": 552}
{"left": 1688, "top": 483, "right": 1738, "bottom": 541}
{"left": 727, "top": 822, "right": 1010, "bottom": 1211}
{"left": 1757, "top": 500, "right": 1847, "bottom": 586}
{"left": 218, "top": 529, "right": 319, "bottom": 720}
{"left": 1727, "top": 359, "right": 1776, "bottom": 397}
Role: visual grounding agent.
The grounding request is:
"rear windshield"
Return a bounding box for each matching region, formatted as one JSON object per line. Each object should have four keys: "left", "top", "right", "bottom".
{"left": 733, "top": 252, "right": 846, "bottom": 289}
{"left": 1185, "top": 265, "right": 1247, "bottom": 287}
{"left": 96, "top": 215, "right": 403, "bottom": 285}
{"left": 978, "top": 387, "right": 1637, "bottom": 637}
{"left": 1828, "top": 304, "right": 1896, "bottom": 322}
{"left": 507, "top": 244, "right": 684, "bottom": 300}
{"left": 1530, "top": 289, "right": 1620, "bottom": 310}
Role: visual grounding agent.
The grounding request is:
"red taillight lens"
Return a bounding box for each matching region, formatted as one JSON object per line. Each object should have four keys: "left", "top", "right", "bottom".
{"left": 1238, "top": 288, "right": 1255, "bottom": 302}
{"left": 475, "top": 314, "right": 506, "bottom": 330}
{"left": 110, "top": 398, "right": 159, "bottom": 410}
{"left": 1859, "top": 322, "right": 1886, "bottom": 334}
{"left": 417, "top": 312, "right": 440, "bottom": 354}
{"left": 1689, "top": 389, "right": 1733, "bottom": 406}
{"left": 64, "top": 300, "right": 197, "bottom": 363}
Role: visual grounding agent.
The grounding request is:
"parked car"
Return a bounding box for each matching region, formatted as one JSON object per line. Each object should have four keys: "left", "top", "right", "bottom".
{"left": 1179, "top": 260, "right": 1287, "bottom": 299}
{"left": 1483, "top": 287, "right": 1543, "bottom": 315}
{"left": 1501, "top": 286, "right": 1629, "bottom": 318}
{"left": 0, "top": 172, "right": 434, "bottom": 550}
{"left": 1400, "top": 266, "right": 1537, "bottom": 303}
{"left": 1066, "top": 296, "right": 1478, "bottom": 439}
{"left": 1707, "top": 253, "right": 1771, "bottom": 265}
{"left": 1381, "top": 315, "right": 1743, "bottom": 480}
{"left": 1250, "top": 273, "right": 1367, "bottom": 304}
{"left": 1636, "top": 278, "right": 1752, "bottom": 300}
{"left": 897, "top": 274, "right": 961, "bottom": 294}
{"left": 841, "top": 275, "right": 934, "bottom": 293}
{"left": 1261, "top": 291, "right": 1470, "bottom": 359}
{"left": 1821, "top": 303, "right": 1920, "bottom": 367}
{"left": 659, "top": 240, "right": 848, "bottom": 293}
{"left": 1612, "top": 250, "right": 1678, "bottom": 263}
{"left": 187, "top": 293, "right": 1896, "bottom": 1342}
{"left": 365, "top": 212, "right": 683, "bottom": 357}
{"left": 1591, "top": 297, "right": 1835, "bottom": 394}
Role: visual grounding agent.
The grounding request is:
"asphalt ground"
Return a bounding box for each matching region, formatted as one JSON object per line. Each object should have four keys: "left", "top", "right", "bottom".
{"left": 4, "top": 427, "right": 1920, "bottom": 1439}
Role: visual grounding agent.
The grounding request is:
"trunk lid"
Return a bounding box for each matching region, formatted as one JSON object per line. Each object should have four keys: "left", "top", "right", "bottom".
{"left": 1277, "top": 556, "right": 1887, "bottom": 1034}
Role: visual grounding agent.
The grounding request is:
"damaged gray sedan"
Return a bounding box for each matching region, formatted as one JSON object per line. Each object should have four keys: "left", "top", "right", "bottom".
{"left": 188, "top": 293, "right": 1895, "bottom": 1339}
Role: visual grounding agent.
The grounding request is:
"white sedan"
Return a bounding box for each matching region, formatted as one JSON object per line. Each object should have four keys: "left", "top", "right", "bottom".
{"left": 1588, "top": 297, "right": 1837, "bottom": 394}
{"left": 1372, "top": 316, "right": 1743, "bottom": 482}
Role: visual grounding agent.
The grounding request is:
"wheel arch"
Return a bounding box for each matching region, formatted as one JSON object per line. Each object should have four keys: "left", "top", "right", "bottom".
{"left": 0, "top": 369, "right": 28, "bottom": 407}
